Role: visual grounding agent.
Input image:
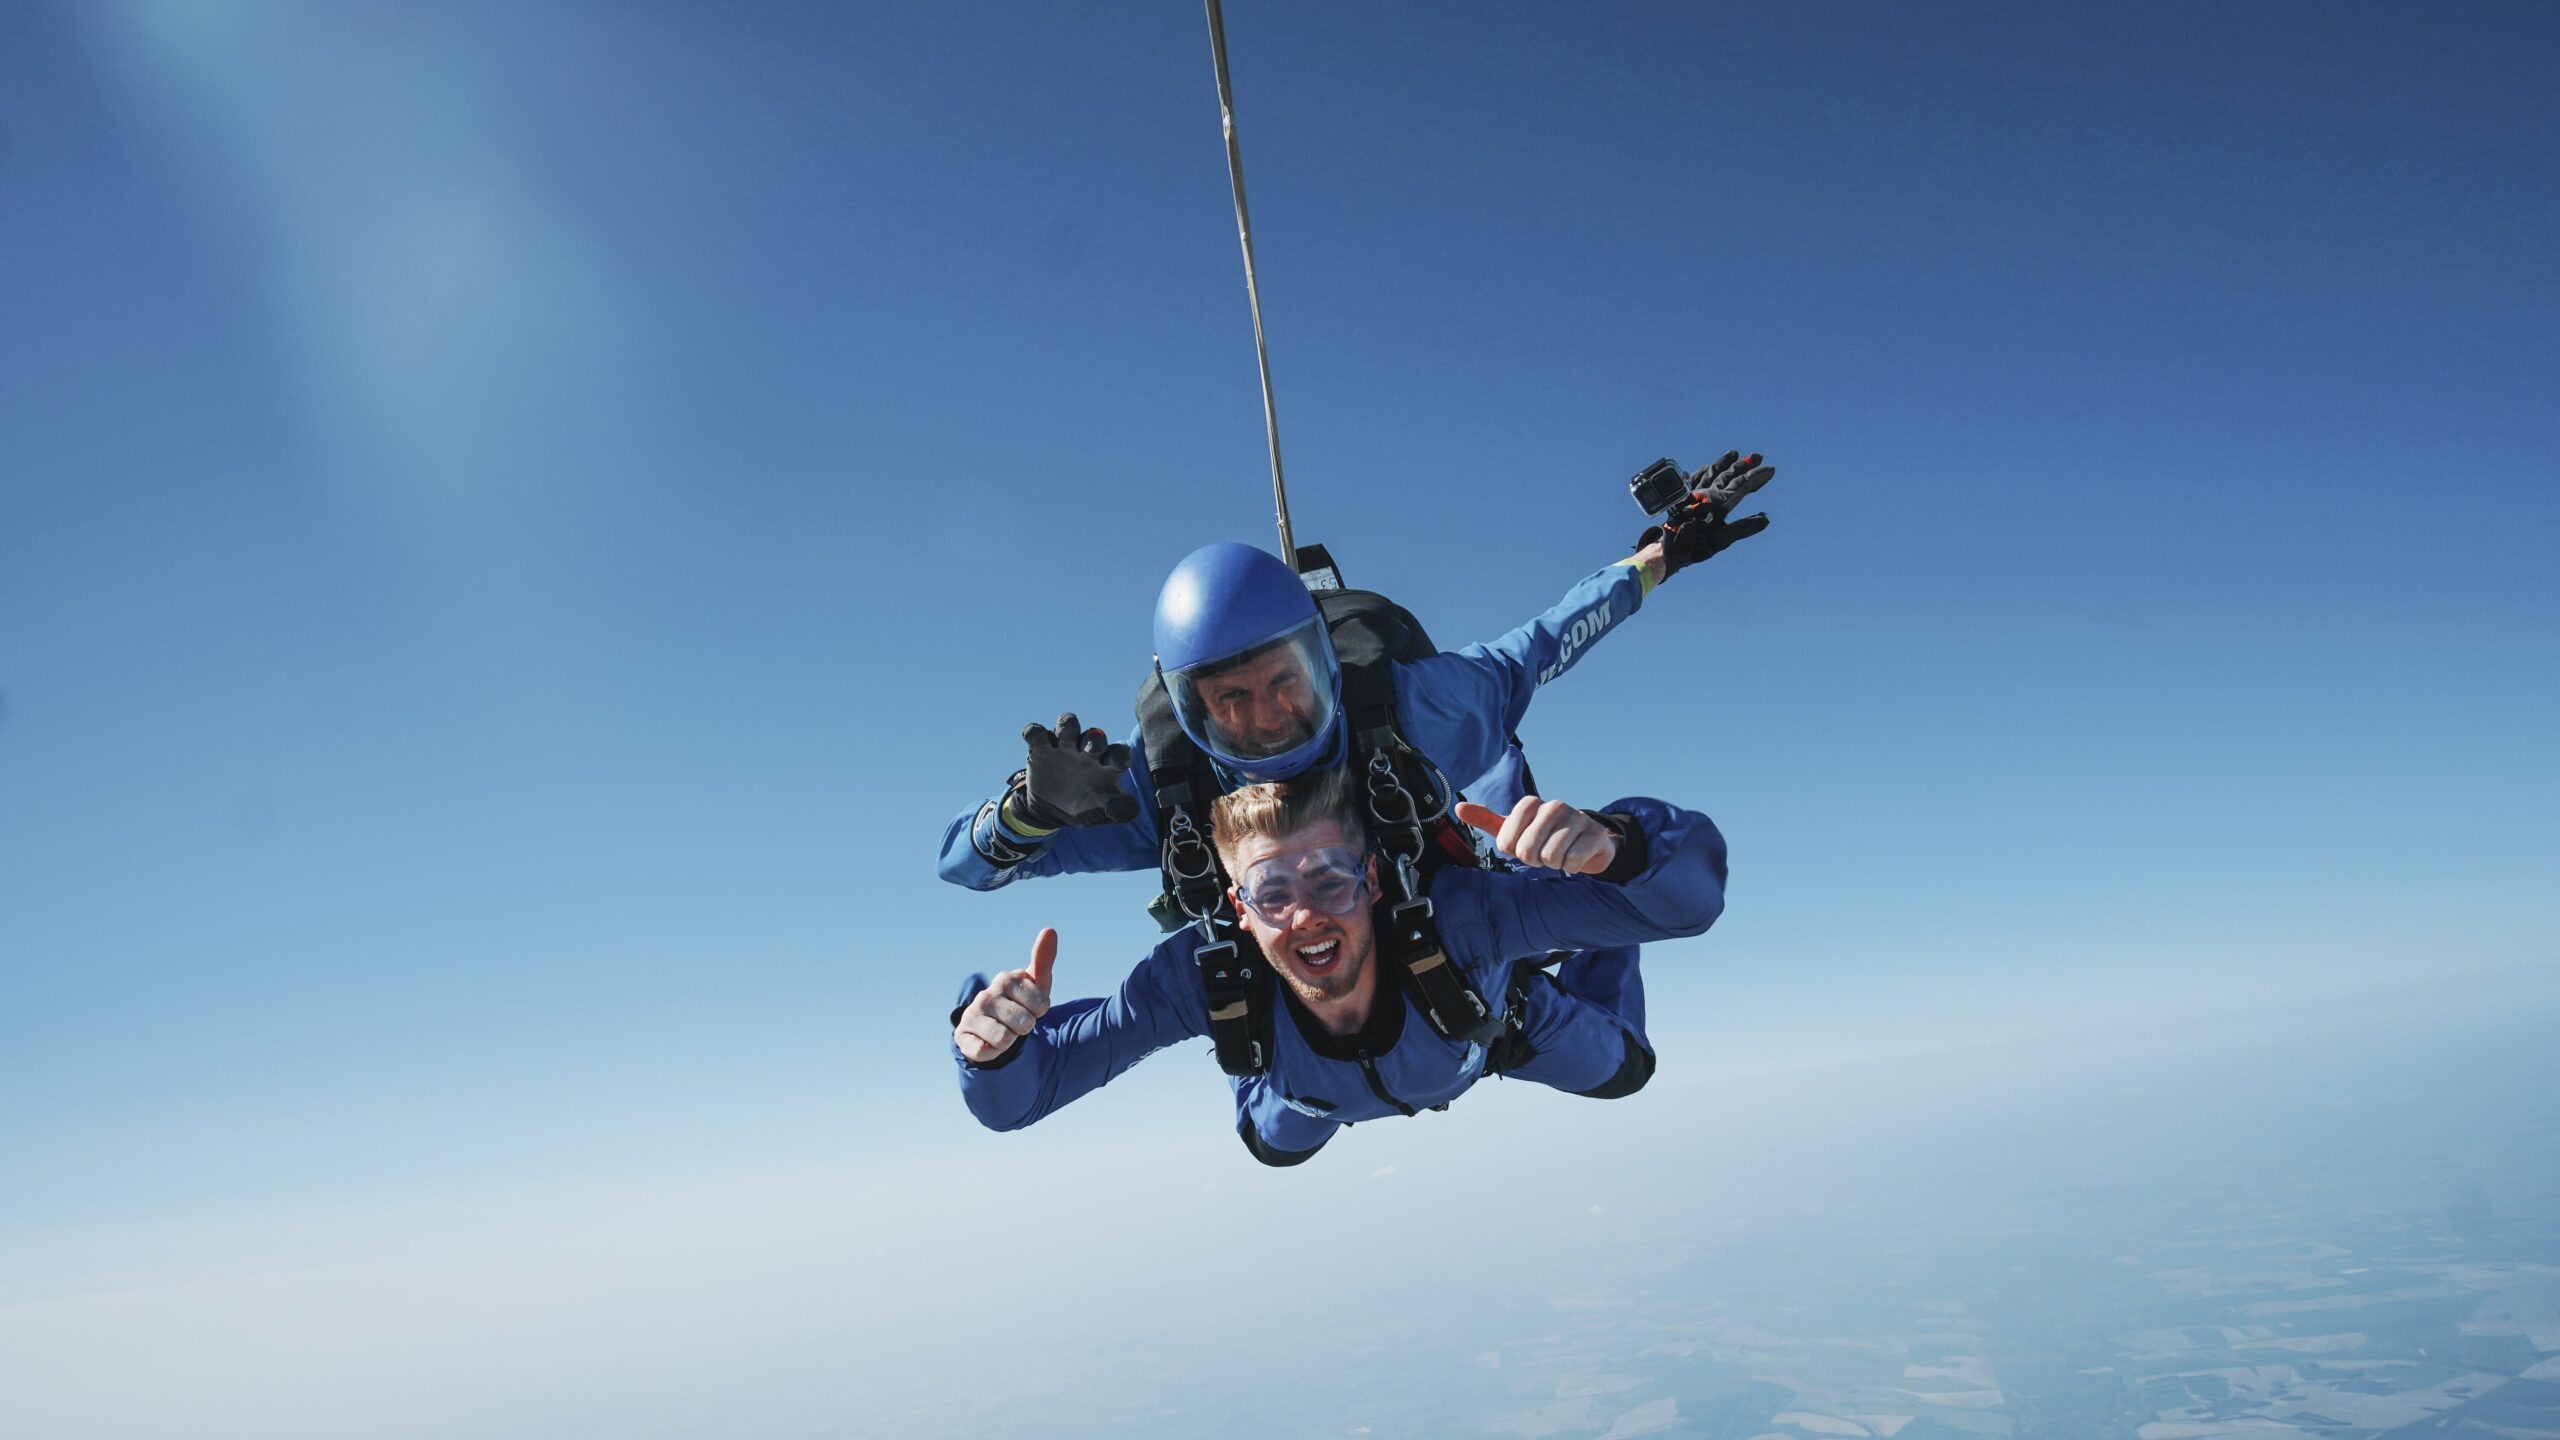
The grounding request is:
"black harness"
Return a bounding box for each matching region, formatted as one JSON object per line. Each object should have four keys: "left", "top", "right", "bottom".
{"left": 1136, "top": 587, "right": 1507, "bottom": 1077}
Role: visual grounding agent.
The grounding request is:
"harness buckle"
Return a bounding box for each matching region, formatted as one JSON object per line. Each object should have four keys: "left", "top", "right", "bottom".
{"left": 1363, "top": 749, "right": 1431, "bottom": 904}
{"left": 1163, "top": 809, "right": 1227, "bottom": 923}
{"left": 1386, "top": 895, "right": 1435, "bottom": 938}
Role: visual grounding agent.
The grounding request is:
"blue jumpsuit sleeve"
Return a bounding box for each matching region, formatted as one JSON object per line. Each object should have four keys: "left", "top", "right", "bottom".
{"left": 952, "top": 937, "right": 1209, "bottom": 1131}
{"left": 1390, "top": 561, "right": 1652, "bottom": 796}
{"left": 933, "top": 729, "right": 1165, "bottom": 890}
{"left": 1434, "top": 796, "right": 1727, "bottom": 962}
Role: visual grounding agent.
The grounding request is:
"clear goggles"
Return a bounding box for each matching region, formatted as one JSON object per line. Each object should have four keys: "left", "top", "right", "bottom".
{"left": 1233, "top": 844, "right": 1369, "bottom": 927}
{"left": 1165, "top": 619, "right": 1338, "bottom": 764}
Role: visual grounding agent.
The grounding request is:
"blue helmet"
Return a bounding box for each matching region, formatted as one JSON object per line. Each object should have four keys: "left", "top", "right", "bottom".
{"left": 1153, "top": 543, "right": 1343, "bottom": 781}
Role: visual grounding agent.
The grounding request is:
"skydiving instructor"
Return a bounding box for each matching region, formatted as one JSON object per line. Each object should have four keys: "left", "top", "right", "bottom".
{"left": 937, "top": 449, "right": 1777, "bottom": 891}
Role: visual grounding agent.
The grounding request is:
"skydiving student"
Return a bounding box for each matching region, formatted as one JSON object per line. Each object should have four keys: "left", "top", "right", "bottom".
{"left": 949, "top": 767, "right": 1727, "bottom": 1165}
{"left": 936, "top": 450, "right": 1776, "bottom": 892}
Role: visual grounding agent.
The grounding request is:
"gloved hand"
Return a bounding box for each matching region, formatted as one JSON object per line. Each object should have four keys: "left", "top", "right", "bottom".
{"left": 1008, "top": 713, "right": 1140, "bottom": 829}
{"left": 1641, "top": 450, "right": 1776, "bottom": 577}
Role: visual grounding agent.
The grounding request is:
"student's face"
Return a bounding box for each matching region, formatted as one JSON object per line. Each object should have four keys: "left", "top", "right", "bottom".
{"left": 1226, "top": 818, "right": 1377, "bottom": 1010}
{"left": 1196, "top": 645, "right": 1321, "bottom": 760}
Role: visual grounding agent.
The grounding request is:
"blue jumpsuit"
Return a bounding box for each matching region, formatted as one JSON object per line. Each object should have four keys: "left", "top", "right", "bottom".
{"left": 951, "top": 796, "right": 1725, "bottom": 1165}
{"left": 939, "top": 560, "right": 1655, "bottom": 890}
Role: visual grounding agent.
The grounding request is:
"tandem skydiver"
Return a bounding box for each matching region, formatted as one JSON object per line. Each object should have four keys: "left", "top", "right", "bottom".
{"left": 950, "top": 767, "right": 1727, "bottom": 1163}
{"left": 935, "top": 450, "right": 1778, "bottom": 892}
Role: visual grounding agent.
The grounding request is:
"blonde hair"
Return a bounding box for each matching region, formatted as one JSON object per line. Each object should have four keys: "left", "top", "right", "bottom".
{"left": 1210, "top": 766, "right": 1367, "bottom": 874}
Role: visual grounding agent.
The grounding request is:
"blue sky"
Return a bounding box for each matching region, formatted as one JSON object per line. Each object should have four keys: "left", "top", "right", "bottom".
{"left": 1, "top": 2, "right": 2555, "bottom": 1430}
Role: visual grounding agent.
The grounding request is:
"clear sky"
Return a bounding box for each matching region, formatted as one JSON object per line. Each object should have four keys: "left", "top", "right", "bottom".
{"left": 1, "top": 3, "right": 2555, "bottom": 1433}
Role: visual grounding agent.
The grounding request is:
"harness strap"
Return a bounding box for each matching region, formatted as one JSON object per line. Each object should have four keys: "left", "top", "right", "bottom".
{"left": 1193, "top": 931, "right": 1272, "bottom": 1076}
{"left": 1141, "top": 678, "right": 1276, "bottom": 1077}
{"left": 1376, "top": 895, "right": 1505, "bottom": 1049}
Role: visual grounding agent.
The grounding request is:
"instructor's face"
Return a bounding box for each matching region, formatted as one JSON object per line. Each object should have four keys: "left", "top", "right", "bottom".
{"left": 1198, "top": 646, "right": 1319, "bottom": 759}
{"left": 1228, "top": 818, "right": 1377, "bottom": 1012}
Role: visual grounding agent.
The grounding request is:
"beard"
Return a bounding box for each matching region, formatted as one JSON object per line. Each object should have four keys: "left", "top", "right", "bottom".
{"left": 1277, "top": 932, "right": 1370, "bottom": 1007}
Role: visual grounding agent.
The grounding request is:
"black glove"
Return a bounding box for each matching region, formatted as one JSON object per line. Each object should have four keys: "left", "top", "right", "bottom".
{"left": 1642, "top": 450, "right": 1776, "bottom": 577}
{"left": 1010, "top": 712, "right": 1139, "bottom": 829}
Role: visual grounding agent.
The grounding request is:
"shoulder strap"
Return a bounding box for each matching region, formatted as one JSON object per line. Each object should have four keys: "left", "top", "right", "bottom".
{"left": 1192, "top": 924, "right": 1274, "bottom": 1076}
{"left": 1317, "top": 587, "right": 1432, "bottom": 740}
{"left": 1375, "top": 892, "right": 1505, "bottom": 1048}
{"left": 1137, "top": 666, "right": 1274, "bottom": 1076}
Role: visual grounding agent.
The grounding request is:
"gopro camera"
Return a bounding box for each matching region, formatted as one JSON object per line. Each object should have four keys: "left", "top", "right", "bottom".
{"left": 1629, "top": 457, "right": 1691, "bottom": 518}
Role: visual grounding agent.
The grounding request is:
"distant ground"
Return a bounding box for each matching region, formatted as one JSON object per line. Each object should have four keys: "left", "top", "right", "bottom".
{"left": 882, "top": 971, "right": 2560, "bottom": 1440}
{"left": 5, "top": 969, "right": 2553, "bottom": 1438}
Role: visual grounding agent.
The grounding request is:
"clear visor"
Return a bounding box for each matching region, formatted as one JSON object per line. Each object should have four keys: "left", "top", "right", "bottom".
{"left": 1165, "top": 619, "right": 1337, "bottom": 765}
{"left": 1235, "top": 844, "right": 1369, "bottom": 927}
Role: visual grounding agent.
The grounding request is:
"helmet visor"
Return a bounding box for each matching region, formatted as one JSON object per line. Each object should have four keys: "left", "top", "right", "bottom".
{"left": 1165, "top": 617, "right": 1338, "bottom": 765}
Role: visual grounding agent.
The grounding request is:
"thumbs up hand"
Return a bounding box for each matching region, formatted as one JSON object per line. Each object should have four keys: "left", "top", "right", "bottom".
{"left": 1454, "top": 797, "right": 1619, "bottom": 876}
{"left": 955, "top": 928, "right": 1058, "bottom": 1063}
